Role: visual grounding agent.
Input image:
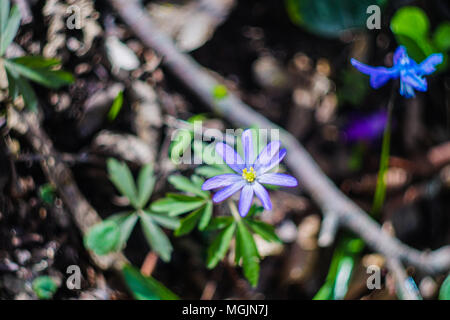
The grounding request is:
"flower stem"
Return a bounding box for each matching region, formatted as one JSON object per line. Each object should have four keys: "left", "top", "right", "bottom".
{"left": 371, "top": 85, "right": 396, "bottom": 216}
{"left": 227, "top": 199, "right": 241, "bottom": 222}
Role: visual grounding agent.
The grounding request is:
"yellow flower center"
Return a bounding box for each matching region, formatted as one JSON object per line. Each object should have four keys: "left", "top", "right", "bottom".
{"left": 242, "top": 167, "right": 256, "bottom": 183}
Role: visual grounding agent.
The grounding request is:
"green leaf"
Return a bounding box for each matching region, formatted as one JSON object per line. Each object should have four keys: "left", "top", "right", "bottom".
{"left": 286, "top": 0, "right": 387, "bottom": 38}
{"left": 246, "top": 204, "right": 264, "bottom": 219}
{"left": 107, "top": 158, "right": 139, "bottom": 208}
{"left": 204, "top": 216, "right": 234, "bottom": 231}
{"left": 38, "top": 183, "right": 55, "bottom": 205}
{"left": 15, "top": 76, "right": 37, "bottom": 111}
{"left": 136, "top": 163, "right": 155, "bottom": 209}
{"left": 11, "top": 56, "right": 61, "bottom": 68}
{"left": 0, "top": 0, "right": 10, "bottom": 34}
{"left": 32, "top": 276, "right": 59, "bottom": 300}
{"left": 140, "top": 213, "right": 173, "bottom": 262}
{"left": 439, "top": 274, "right": 450, "bottom": 300}
{"left": 150, "top": 195, "right": 205, "bottom": 216}
{"left": 122, "top": 264, "right": 179, "bottom": 300}
{"left": 0, "top": 4, "right": 21, "bottom": 55}
{"left": 143, "top": 210, "right": 180, "bottom": 230}
{"left": 168, "top": 175, "right": 209, "bottom": 198}
{"left": 236, "top": 221, "right": 260, "bottom": 287}
{"left": 390, "top": 6, "right": 434, "bottom": 62}
{"left": 174, "top": 208, "right": 202, "bottom": 237}
{"left": 206, "top": 222, "right": 236, "bottom": 269}
{"left": 108, "top": 212, "right": 139, "bottom": 250}
{"left": 246, "top": 220, "right": 281, "bottom": 243}
{"left": 84, "top": 220, "right": 121, "bottom": 255}
{"left": 433, "top": 22, "right": 450, "bottom": 52}
{"left": 3, "top": 59, "right": 74, "bottom": 89}
{"left": 198, "top": 201, "right": 213, "bottom": 230}
{"left": 195, "top": 165, "right": 233, "bottom": 178}
{"left": 5, "top": 67, "right": 18, "bottom": 99}
{"left": 107, "top": 90, "right": 124, "bottom": 121}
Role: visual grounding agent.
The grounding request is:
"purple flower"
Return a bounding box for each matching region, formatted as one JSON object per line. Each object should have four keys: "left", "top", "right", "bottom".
{"left": 343, "top": 110, "right": 388, "bottom": 143}
{"left": 202, "top": 129, "right": 298, "bottom": 217}
{"left": 351, "top": 46, "right": 443, "bottom": 98}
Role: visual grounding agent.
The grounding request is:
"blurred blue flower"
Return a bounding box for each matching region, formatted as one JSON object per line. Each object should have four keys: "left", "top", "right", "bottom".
{"left": 351, "top": 46, "right": 443, "bottom": 98}
{"left": 343, "top": 110, "right": 388, "bottom": 143}
{"left": 202, "top": 129, "right": 298, "bottom": 217}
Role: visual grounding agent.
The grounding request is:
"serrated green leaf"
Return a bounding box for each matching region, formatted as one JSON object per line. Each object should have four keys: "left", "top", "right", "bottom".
{"left": 108, "top": 212, "right": 139, "bottom": 250}
{"left": 236, "top": 221, "right": 260, "bottom": 287}
{"left": 107, "top": 90, "right": 124, "bottom": 121}
{"left": 136, "top": 163, "right": 155, "bottom": 209}
{"left": 107, "top": 158, "right": 139, "bottom": 208}
{"left": 206, "top": 222, "right": 236, "bottom": 269}
{"left": 0, "top": 4, "right": 21, "bottom": 55}
{"left": 198, "top": 201, "right": 213, "bottom": 230}
{"left": 174, "top": 208, "right": 202, "bottom": 237}
{"left": 168, "top": 175, "right": 209, "bottom": 198}
{"left": 140, "top": 213, "right": 173, "bottom": 262}
{"left": 143, "top": 210, "right": 180, "bottom": 230}
{"left": 204, "top": 216, "right": 234, "bottom": 231}
{"left": 122, "top": 264, "right": 179, "bottom": 300}
{"left": 32, "top": 276, "right": 59, "bottom": 300}
{"left": 246, "top": 220, "right": 281, "bottom": 243}
{"left": 84, "top": 220, "right": 121, "bottom": 255}
{"left": 150, "top": 196, "right": 205, "bottom": 216}
{"left": 0, "top": 0, "right": 10, "bottom": 34}
{"left": 3, "top": 59, "right": 74, "bottom": 89}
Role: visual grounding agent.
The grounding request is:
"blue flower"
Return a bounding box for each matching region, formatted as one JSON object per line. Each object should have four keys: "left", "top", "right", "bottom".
{"left": 202, "top": 129, "right": 298, "bottom": 217}
{"left": 344, "top": 110, "right": 388, "bottom": 143}
{"left": 351, "top": 46, "right": 443, "bottom": 98}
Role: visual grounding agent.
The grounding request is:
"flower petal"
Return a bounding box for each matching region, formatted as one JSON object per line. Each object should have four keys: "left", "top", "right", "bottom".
{"left": 256, "top": 148, "right": 286, "bottom": 175}
{"left": 257, "top": 173, "right": 298, "bottom": 187}
{"left": 238, "top": 185, "right": 254, "bottom": 217}
{"left": 393, "top": 46, "right": 407, "bottom": 65}
{"left": 417, "top": 53, "right": 443, "bottom": 75}
{"left": 212, "top": 180, "right": 245, "bottom": 203}
{"left": 351, "top": 58, "right": 398, "bottom": 89}
{"left": 401, "top": 72, "right": 427, "bottom": 92}
{"left": 215, "top": 142, "right": 245, "bottom": 173}
{"left": 241, "top": 129, "right": 254, "bottom": 167}
{"left": 252, "top": 182, "right": 272, "bottom": 210}
{"left": 254, "top": 141, "right": 281, "bottom": 168}
{"left": 202, "top": 174, "right": 243, "bottom": 190}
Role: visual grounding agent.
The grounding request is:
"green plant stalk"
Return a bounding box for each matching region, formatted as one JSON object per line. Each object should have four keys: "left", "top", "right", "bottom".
{"left": 228, "top": 199, "right": 241, "bottom": 222}
{"left": 371, "top": 87, "right": 395, "bottom": 215}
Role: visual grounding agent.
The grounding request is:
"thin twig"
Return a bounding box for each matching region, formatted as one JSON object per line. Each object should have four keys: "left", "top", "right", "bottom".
{"left": 386, "top": 258, "right": 422, "bottom": 300}
{"left": 109, "top": 0, "right": 450, "bottom": 275}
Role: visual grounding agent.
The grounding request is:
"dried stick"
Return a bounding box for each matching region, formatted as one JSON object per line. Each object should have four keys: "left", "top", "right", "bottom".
{"left": 8, "top": 109, "right": 128, "bottom": 270}
{"left": 109, "top": 0, "right": 450, "bottom": 275}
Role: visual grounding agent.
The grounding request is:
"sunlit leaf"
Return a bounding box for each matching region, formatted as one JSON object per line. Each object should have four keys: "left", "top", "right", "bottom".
{"left": 107, "top": 158, "right": 139, "bottom": 208}
{"left": 140, "top": 213, "right": 173, "bottom": 262}
{"left": 122, "top": 264, "right": 179, "bottom": 300}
